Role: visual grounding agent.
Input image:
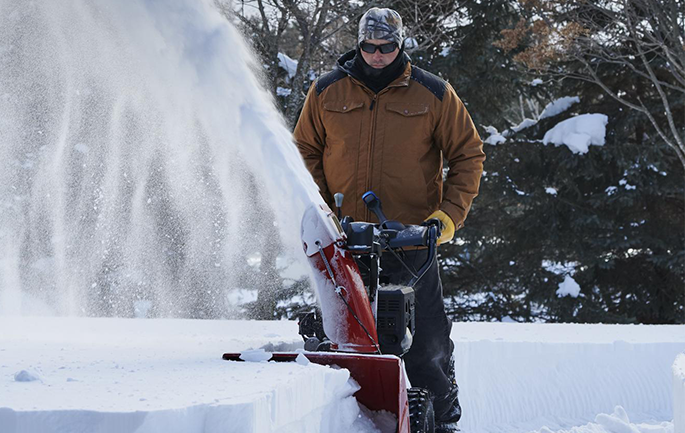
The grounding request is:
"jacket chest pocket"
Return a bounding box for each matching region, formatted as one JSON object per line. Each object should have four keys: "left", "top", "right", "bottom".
{"left": 322, "top": 101, "right": 365, "bottom": 155}
{"left": 384, "top": 102, "right": 431, "bottom": 157}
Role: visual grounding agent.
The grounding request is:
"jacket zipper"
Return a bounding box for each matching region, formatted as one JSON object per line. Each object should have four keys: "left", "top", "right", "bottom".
{"left": 365, "top": 93, "right": 379, "bottom": 222}
{"left": 361, "top": 80, "right": 407, "bottom": 222}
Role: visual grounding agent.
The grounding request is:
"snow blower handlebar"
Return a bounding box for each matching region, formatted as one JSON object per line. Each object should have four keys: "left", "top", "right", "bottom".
{"left": 346, "top": 191, "right": 440, "bottom": 288}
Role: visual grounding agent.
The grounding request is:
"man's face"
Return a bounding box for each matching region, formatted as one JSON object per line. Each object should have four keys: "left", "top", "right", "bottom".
{"left": 360, "top": 39, "right": 399, "bottom": 69}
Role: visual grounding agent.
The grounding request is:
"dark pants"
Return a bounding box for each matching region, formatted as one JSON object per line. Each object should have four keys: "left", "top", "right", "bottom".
{"left": 361, "top": 249, "right": 461, "bottom": 423}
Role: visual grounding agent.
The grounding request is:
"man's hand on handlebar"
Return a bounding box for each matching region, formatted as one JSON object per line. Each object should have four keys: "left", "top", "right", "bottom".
{"left": 424, "top": 210, "right": 455, "bottom": 245}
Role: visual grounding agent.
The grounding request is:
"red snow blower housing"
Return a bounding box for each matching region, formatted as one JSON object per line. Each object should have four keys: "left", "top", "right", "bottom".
{"left": 224, "top": 191, "right": 440, "bottom": 433}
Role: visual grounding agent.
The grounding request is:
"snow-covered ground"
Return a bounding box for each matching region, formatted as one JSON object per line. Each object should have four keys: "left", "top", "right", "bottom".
{"left": 2, "top": 3, "right": 681, "bottom": 432}
{"left": 674, "top": 354, "right": 685, "bottom": 432}
{"left": 1, "top": 317, "right": 683, "bottom": 433}
{"left": 453, "top": 323, "right": 683, "bottom": 433}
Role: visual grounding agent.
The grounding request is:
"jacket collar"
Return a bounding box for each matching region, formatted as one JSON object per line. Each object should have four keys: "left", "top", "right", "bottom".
{"left": 335, "top": 49, "right": 412, "bottom": 93}
{"left": 390, "top": 62, "right": 412, "bottom": 88}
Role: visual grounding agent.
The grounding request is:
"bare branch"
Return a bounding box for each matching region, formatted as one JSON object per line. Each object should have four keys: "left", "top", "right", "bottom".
{"left": 579, "top": 48, "right": 685, "bottom": 94}
{"left": 636, "top": 96, "right": 685, "bottom": 168}
{"left": 627, "top": 10, "right": 685, "bottom": 156}
{"left": 577, "top": 54, "right": 685, "bottom": 168}
{"left": 576, "top": 56, "right": 645, "bottom": 113}
{"left": 256, "top": 0, "right": 271, "bottom": 33}
{"left": 496, "top": 0, "right": 685, "bottom": 170}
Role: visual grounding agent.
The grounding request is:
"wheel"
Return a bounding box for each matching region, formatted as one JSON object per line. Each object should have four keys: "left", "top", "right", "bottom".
{"left": 303, "top": 336, "right": 332, "bottom": 352}
{"left": 303, "top": 337, "right": 321, "bottom": 351}
{"left": 408, "top": 387, "right": 435, "bottom": 433}
{"left": 298, "top": 310, "right": 327, "bottom": 342}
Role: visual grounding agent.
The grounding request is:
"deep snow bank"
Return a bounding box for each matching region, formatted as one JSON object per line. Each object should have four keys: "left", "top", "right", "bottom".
{"left": 674, "top": 353, "right": 685, "bottom": 433}
{"left": 452, "top": 323, "right": 685, "bottom": 433}
{"left": 0, "top": 317, "right": 378, "bottom": 433}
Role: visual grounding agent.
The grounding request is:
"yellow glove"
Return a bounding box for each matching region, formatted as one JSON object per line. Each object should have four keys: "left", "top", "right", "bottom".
{"left": 425, "top": 210, "right": 455, "bottom": 245}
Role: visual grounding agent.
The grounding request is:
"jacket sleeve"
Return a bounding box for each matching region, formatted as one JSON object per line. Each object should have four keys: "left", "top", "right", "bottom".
{"left": 433, "top": 83, "right": 485, "bottom": 230}
{"left": 293, "top": 83, "right": 333, "bottom": 206}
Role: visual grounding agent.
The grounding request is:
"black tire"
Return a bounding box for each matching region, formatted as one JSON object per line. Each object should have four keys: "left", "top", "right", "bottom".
{"left": 303, "top": 337, "right": 321, "bottom": 352}
{"left": 408, "top": 387, "right": 435, "bottom": 433}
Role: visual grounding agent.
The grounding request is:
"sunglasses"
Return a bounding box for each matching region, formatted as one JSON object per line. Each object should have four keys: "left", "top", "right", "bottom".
{"left": 359, "top": 41, "right": 398, "bottom": 54}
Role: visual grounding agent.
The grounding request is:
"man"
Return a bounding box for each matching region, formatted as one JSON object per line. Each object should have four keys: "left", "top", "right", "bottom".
{"left": 294, "top": 7, "right": 484, "bottom": 432}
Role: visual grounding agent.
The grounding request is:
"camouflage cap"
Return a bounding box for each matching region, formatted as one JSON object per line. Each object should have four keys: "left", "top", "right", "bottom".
{"left": 358, "top": 8, "right": 404, "bottom": 47}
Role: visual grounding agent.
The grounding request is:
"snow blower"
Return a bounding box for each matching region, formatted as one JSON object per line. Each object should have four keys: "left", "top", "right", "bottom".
{"left": 223, "top": 191, "right": 440, "bottom": 433}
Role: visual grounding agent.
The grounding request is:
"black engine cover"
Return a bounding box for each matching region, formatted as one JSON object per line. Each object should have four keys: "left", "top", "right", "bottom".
{"left": 377, "top": 285, "right": 415, "bottom": 356}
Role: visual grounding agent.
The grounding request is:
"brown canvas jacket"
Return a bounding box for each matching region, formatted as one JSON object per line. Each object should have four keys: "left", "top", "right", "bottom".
{"left": 294, "top": 59, "right": 485, "bottom": 229}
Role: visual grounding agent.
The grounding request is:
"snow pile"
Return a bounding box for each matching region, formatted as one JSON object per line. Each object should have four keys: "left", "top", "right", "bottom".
{"left": 483, "top": 98, "right": 604, "bottom": 154}
{"left": 619, "top": 178, "right": 637, "bottom": 190}
{"left": 556, "top": 274, "right": 581, "bottom": 298}
{"left": 277, "top": 86, "right": 292, "bottom": 97}
{"left": 0, "top": 317, "right": 386, "bottom": 433}
{"left": 484, "top": 126, "right": 506, "bottom": 145}
{"left": 543, "top": 114, "right": 609, "bottom": 154}
{"left": 362, "top": 409, "right": 397, "bottom": 432}
{"left": 296, "top": 353, "right": 311, "bottom": 366}
{"left": 543, "top": 260, "right": 578, "bottom": 275}
{"left": 512, "top": 118, "right": 538, "bottom": 132}
{"left": 539, "top": 96, "right": 580, "bottom": 119}
{"left": 13, "top": 369, "right": 42, "bottom": 383}
{"left": 605, "top": 177, "right": 637, "bottom": 195}
{"left": 239, "top": 348, "right": 274, "bottom": 362}
{"left": 533, "top": 406, "right": 675, "bottom": 433}
{"left": 485, "top": 134, "right": 506, "bottom": 145}
{"left": 278, "top": 52, "right": 298, "bottom": 79}
{"left": 483, "top": 98, "right": 600, "bottom": 152}
{"left": 674, "top": 353, "right": 685, "bottom": 433}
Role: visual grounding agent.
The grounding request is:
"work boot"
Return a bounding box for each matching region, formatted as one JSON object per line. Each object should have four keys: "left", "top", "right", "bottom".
{"left": 433, "top": 386, "right": 461, "bottom": 424}
{"left": 435, "top": 421, "right": 460, "bottom": 433}
{"left": 433, "top": 356, "right": 461, "bottom": 424}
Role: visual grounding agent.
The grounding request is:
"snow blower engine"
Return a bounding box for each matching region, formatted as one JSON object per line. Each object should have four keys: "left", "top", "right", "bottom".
{"left": 224, "top": 191, "right": 440, "bottom": 433}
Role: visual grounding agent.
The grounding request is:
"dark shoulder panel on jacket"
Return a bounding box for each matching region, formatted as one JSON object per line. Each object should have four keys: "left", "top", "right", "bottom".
{"left": 410, "top": 66, "right": 446, "bottom": 101}
{"left": 315, "top": 69, "right": 347, "bottom": 95}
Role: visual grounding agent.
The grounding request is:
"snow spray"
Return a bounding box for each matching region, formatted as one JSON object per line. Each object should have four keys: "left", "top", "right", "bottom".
{"left": 0, "top": 0, "right": 324, "bottom": 316}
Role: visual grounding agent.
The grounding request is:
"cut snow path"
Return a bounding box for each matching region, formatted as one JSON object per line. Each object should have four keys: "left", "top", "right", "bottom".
{"left": 0, "top": 318, "right": 683, "bottom": 433}
{"left": 453, "top": 323, "right": 684, "bottom": 433}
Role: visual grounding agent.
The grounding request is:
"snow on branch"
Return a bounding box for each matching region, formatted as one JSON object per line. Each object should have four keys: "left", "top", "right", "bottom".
{"left": 543, "top": 114, "right": 608, "bottom": 154}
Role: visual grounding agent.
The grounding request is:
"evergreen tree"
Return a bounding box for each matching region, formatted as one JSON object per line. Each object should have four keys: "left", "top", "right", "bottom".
{"left": 438, "top": 0, "right": 684, "bottom": 325}
{"left": 401, "top": 0, "right": 542, "bottom": 128}
{"left": 443, "top": 79, "right": 684, "bottom": 324}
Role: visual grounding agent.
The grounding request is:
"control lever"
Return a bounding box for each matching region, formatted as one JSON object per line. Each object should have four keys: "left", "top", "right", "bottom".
{"left": 334, "top": 193, "right": 344, "bottom": 220}
{"left": 362, "top": 191, "right": 388, "bottom": 224}
{"left": 362, "top": 191, "right": 404, "bottom": 231}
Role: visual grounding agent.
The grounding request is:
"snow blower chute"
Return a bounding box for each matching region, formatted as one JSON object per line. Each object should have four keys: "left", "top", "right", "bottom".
{"left": 223, "top": 191, "right": 440, "bottom": 433}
